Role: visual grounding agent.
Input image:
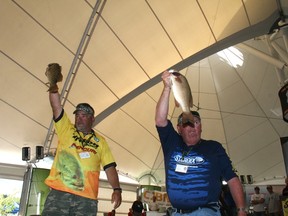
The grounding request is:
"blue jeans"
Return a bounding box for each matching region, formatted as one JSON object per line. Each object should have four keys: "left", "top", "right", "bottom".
{"left": 171, "top": 207, "right": 221, "bottom": 216}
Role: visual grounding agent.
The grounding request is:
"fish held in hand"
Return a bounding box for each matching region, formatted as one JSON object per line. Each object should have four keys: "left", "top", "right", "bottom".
{"left": 45, "top": 63, "right": 63, "bottom": 93}
{"left": 169, "top": 69, "right": 194, "bottom": 126}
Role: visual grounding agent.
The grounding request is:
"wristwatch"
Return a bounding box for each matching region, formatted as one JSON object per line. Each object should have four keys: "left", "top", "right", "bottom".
{"left": 113, "top": 187, "right": 122, "bottom": 193}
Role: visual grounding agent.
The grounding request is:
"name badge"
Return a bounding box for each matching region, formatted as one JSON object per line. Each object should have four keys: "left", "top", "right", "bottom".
{"left": 79, "top": 152, "right": 90, "bottom": 159}
{"left": 175, "top": 164, "right": 188, "bottom": 173}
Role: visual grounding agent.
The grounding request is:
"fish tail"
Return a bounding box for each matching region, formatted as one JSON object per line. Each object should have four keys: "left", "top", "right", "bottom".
{"left": 174, "top": 99, "right": 180, "bottom": 107}
{"left": 48, "top": 84, "right": 59, "bottom": 93}
{"left": 182, "top": 112, "right": 195, "bottom": 124}
{"left": 58, "top": 74, "right": 63, "bottom": 82}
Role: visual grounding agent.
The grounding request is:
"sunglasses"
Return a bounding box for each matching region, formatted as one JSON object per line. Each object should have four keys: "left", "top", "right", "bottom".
{"left": 179, "top": 119, "right": 201, "bottom": 128}
{"left": 180, "top": 120, "right": 195, "bottom": 128}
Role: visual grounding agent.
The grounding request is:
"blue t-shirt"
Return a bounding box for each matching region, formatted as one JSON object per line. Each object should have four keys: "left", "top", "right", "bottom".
{"left": 156, "top": 121, "right": 236, "bottom": 209}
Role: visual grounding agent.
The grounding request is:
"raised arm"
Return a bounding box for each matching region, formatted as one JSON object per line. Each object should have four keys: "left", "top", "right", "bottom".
{"left": 155, "top": 70, "right": 172, "bottom": 127}
{"left": 45, "top": 63, "right": 63, "bottom": 119}
{"left": 49, "top": 92, "right": 62, "bottom": 119}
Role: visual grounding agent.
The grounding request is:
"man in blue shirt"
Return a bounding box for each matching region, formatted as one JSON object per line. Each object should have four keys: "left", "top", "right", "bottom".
{"left": 155, "top": 70, "right": 246, "bottom": 216}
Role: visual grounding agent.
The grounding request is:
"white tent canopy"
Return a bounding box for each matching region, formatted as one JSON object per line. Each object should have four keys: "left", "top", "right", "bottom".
{"left": 1, "top": 0, "right": 288, "bottom": 186}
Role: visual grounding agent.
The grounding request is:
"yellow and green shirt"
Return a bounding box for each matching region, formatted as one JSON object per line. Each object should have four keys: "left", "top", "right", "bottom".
{"left": 45, "top": 110, "right": 116, "bottom": 200}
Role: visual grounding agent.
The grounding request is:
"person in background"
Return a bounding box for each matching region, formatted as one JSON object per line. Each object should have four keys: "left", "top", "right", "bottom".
{"left": 128, "top": 208, "right": 133, "bottom": 216}
{"left": 132, "top": 196, "right": 144, "bottom": 216}
{"left": 108, "top": 209, "right": 116, "bottom": 216}
{"left": 282, "top": 177, "right": 288, "bottom": 196}
{"left": 266, "top": 185, "right": 281, "bottom": 216}
{"left": 250, "top": 186, "right": 265, "bottom": 216}
{"left": 155, "top": 70, "right": 246, "bottom": 216}
{"left": 42, "top": 64, "right": 122, "bottom": 215}
{"left": 149, "top": 195, "right": 159, "bottom": 211}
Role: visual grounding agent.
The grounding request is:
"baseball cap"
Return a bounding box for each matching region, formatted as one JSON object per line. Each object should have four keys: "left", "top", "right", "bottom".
{"left": 73, "top": 103, "right": 95, "bottom": 116}
{"left": 178, "top": 111, "right": 201, "bottom": 125}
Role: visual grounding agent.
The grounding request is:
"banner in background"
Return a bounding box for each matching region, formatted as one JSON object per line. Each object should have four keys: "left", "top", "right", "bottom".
{"left": 25, "top": 168, "right": 50, "bottom": 216}
{"left": 141, "top": 188, "right": 171, "bottom": 210}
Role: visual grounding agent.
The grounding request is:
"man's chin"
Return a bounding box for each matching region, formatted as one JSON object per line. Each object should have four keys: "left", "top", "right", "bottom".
{"left": 76, "top": 125, "right": 85, "bottom": 131}
{"left": 185, "top": 136, "right": 199, "bottom": 145}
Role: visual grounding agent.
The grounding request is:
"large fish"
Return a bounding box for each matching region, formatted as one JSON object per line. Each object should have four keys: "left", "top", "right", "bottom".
{"left": 57, "top": 151, "right": 84, "bottom": 191}
{"left": 45, "top": 63, "right": 63, "bottom": 93}
{"left": 169, "top": 69, "right": 194, "bottom": 125}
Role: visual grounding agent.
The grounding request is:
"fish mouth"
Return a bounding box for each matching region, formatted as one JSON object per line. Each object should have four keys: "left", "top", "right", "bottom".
{"left": 172, "top": 72, "right": 181, "bottom": 76}
{"left": 168, "top": 69, "right": 181, "bottom": 76}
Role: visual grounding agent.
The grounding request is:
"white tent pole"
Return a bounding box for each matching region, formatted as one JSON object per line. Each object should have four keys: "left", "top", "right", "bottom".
{"left": 18, "top": 165, "right": 33, "bottom": 216}
{"left": 266, "top": 33, "right": 287, "bottom": 86}
{"left": 282, "top": 26, "right": 288, "bottom": 52}
{"left": 270, "top": 41, "right": 288, "bottom": 64}
{"left": 269, "top": 27, "right": 288, "bottom": 65}
{"left": 237, "top": 42, "right": 287, "bottom": 86}
{"left": 43, "top": 0, "right": 103, "bottom": 154}
{"left": 60, "top": 0, "right": 102, "bottom": 104}
{"left": 236, "top": 43, "right": 287, "bottom": 70}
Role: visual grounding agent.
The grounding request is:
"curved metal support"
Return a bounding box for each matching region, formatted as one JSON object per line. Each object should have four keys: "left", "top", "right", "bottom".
{"left": 138, "top": 173, "right": 158, "bottom": 185}
{"left": 93, "top": 11, "right": 278, "bottom": 126}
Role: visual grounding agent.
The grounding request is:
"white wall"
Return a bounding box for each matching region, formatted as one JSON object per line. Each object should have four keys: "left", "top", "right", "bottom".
{"left": 0, "top": 162, "right": 27, "bottom": 180}
{"left": 97, "top": 180, "right": 139, "bottom": 215}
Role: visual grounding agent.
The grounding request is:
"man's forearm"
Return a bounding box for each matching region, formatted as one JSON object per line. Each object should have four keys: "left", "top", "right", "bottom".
{"left": 49, "top": 92, "right": 62, "bottom": 119}
{"left": 105, "top": 166, "right": 120, "bottom": 189}
{"left": 228, "top": 177, "right": 247, "bottom": 215}
{"left": 155, "top": 86, "right": 171, "bottom": 127}
{"left": 228, "top": 177, "right": 246, "bottom": 208}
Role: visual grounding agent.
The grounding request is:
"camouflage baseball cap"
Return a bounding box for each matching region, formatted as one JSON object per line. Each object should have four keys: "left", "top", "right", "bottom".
{"left": 178, "top": 111, "right": 201, "bottom": 125}
{"left": 73, "top": 103, "right": 95, "bottom": 116}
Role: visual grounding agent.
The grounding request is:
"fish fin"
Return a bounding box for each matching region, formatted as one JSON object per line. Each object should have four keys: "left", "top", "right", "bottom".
{"left": 175, "top": 99, "right": 180, "bottom": 107}
{"left": 175, "top": 76, "right": 183, "bottom": 83}
{"left": 189, "top": 94, "right": 193, "bottom": 108}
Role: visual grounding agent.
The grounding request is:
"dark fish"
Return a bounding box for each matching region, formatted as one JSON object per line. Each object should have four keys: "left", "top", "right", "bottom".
{"left": 169, "top": 69, "right": 194, "bottom": 125}
{"left": 45, "top": 63, "right": 63, "bottom": 93}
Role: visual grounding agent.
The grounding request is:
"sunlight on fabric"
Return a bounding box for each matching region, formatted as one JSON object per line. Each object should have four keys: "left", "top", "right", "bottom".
{"left": 217, "top": 47, "right": 244, "bottom": 68}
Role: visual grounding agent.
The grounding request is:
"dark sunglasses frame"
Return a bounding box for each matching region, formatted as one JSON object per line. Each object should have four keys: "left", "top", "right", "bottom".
{"left": 181, "top": 121, "right": 195, "bottom": 128}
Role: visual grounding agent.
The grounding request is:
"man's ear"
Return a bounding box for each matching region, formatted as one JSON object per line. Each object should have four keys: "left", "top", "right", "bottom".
{"left": 90, "top": 115, "right": 95, "bottom": 123}
{"left": 177, "top": 125, "right": 181, "bottom": 134}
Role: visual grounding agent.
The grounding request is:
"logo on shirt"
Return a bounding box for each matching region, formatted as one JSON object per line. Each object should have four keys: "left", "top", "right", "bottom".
{"left": 174, "top": 155, "right": 205, "bottom": 165}
{"left": 72, "top": 134, "right": 99, "bottom": 149}
{"left": 70, "top": 143, "right": 97, "bottom": 154}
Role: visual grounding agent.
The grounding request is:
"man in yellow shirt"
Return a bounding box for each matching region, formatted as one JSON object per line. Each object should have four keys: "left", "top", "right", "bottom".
{"left": 42, "top": 64, "right": 122, "bottom": 215}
